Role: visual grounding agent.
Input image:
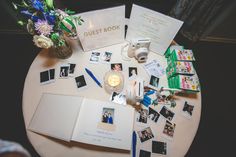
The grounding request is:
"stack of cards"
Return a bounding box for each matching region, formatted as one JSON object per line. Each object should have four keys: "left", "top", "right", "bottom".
{"left": 40, "top": 69, "right": 55, "bottom": 84}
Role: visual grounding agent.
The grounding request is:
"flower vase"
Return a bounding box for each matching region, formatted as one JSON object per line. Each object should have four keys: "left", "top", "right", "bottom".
{"left": 50, "top": 42, "right": 73, "bottom": 59}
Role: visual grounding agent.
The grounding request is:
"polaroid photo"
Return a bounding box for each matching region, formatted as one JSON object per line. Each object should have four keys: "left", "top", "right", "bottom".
{"left": 137, "top": 127, "right": 154, "bottom": 143}
{"left": 136, "top": 108, "right": 148, "bottom": 124}
{"left": 68, "top": 63, "right": 76, "bottom": 77}
{"left": 97, "top": 107, "right": 116, "bottom": 131}
{"left": 110, "top": 92, "right": 126, "bottom": 105}
{"left": 59, "top": 64, "right": 70, "bottom": 78}
{"left": 182, "top": 101, "right": 194, "bottom": 119}
{"left": 160, "top": 106, "right": 175, "bottom": 121}
{"left": 162, "top": 120, "right": 176, "bottom": 140}
{"left": 148, "top": 107, "right": 160, "bottom": 123}
{"left": 75, "top": 75, "right": 87, "bottom": 89}
{"left": 111, "top": 63, "right": 123, "bottom": 71}
{"left": 100, "top": 51, "right": 112, "bottom": 63}
{"left": 149, "top": 75, "right": 159, "bottom": 89}
{"left": 139, "top": 149, "right": 151, "bottom": 157}
{"left": 89, "top": 52, "right": 100, "bottom": 63}
{"left": 152, "top": 141, "right": 167, "bottom": 155}
{"left": 128, "top": 67, "right": 138, "bottom": 78}
{"left": 40, "top": 69, "right": 55, "bottom": 85}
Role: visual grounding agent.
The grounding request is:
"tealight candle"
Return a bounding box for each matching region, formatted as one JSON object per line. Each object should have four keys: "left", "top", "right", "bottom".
{"left": 108, "top": 74, "right": 121, "bottom": 87}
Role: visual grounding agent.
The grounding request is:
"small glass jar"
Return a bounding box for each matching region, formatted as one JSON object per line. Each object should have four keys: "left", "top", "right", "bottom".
{"left": 49, "top": 41, "right": 73, "bottom": 59}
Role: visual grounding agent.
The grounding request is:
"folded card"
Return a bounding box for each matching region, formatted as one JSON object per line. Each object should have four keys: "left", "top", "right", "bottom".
{"left": 126, "top": 4, "right": 183, "bottom": 55}
{"left": 76, "top": 6, "right": 125, "bottom": 51}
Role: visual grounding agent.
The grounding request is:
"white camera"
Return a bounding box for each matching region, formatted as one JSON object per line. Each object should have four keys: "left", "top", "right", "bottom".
{"left": 128, "top": 38, "right": 151, "bottom": 63}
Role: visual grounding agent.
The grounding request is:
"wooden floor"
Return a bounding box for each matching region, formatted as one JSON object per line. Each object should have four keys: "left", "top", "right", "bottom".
{"left": 0, "top": 33, "right": 235, "bottom": 157}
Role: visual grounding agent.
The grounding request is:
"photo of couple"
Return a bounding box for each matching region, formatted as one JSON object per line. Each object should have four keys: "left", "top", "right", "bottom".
{"left": 101, "top": 108, "right": 114, "bottom": 124}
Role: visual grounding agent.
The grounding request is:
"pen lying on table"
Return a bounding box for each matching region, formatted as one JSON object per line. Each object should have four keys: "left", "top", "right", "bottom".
{"left": 85, "top": 68, "right": 103, "bottom": 88}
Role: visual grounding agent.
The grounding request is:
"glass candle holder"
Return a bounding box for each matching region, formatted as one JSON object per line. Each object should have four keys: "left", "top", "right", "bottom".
{"left": 103, "top": 70, "right": 124, "bottom": 94}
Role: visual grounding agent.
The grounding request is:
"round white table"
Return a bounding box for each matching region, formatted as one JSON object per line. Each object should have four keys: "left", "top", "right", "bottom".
{"left": 23, "top": 42, "right": 201, "bottom": 157}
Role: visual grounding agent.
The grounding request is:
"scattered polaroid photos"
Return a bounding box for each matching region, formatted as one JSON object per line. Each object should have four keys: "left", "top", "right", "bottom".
{"left": 40, "top": 69, "right": 55, "bottom": 85}
{"left": 89, "top": 52, "right": 100, "bottom": 63}
{"left": 148, "top": 107, "right": 160, "bottom": 123}
{"left": 59, "top": 64, "right": 70, "bottom": 78}
{"left": 139, "top": 149, "right": 151, "bottom": 157}
{"left": 162, "top": 120, "right": 176, "bottom": 140}
{"left": 137, "top": 108, "right": 148, "bottom": 124}
{"left": 111, "top": 63, "right": 123, "bottom": 71}
{"left": 182, "top": 101, "right": 194, "bottom": 119}
{"left": 149, "top": 75, "right": 159, "bottom": 89}
{"left": 75, "top": 75, "right": 87, "bottom": 89}
{"left": 68, "top": 63, "right": 76, "bottom": 77}
{"left": 100, "top": 51, "right": 112, "bottom": 63}
{"left": 137, "top": 127, "right": 154, "bottom": 143}
{"left": 110, "top": 92, "right": 126, "bottom": 105}
{"left": 97, "top": 107, "right": 116, "bottom": 131}
{"left": 160, "top": 106, "right": 175, "bottom": 121}
{"left": 128, "top": 67, "right": 138, "bottom": 78}
{"left": 152, "top": 141, "right": 167, "bottom": 155}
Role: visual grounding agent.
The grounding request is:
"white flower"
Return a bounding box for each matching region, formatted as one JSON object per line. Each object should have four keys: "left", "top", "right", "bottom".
{"left": 27, "top": 19, "right": 35, "bottom": 35}
{"left": 33, "top": 35, "right": 53, "bottom": 49}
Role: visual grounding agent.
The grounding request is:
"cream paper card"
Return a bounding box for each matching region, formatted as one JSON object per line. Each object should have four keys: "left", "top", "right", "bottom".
{"left": 76, "top": 6, "right": 125, "bottom": 51}
{"left": 126, "top": 4, "right": 184, "bottom": 55}
{"left": 28, "top": 93, "right": 134, "bottom": 150}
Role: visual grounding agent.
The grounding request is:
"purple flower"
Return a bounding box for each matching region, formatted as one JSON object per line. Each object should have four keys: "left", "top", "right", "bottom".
{"left": 35, "top": 19, "right": 53, "bottom": 36}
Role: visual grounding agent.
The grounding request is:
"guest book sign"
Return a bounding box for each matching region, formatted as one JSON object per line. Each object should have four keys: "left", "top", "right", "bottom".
{"left": 126, "top": 4, "right": 183, "bottom": 55}
{"left": 76, "top": 6, "right": 125, "bottom": 51}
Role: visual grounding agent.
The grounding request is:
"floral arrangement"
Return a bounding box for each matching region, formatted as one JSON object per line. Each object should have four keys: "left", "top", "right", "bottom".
{"left": 12, "top": 0, "right": 83, "bottom": 49}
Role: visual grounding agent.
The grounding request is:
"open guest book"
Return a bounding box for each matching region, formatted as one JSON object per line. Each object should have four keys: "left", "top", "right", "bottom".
{"left": 28, "top": 93, "right": 135, "bottom": 150}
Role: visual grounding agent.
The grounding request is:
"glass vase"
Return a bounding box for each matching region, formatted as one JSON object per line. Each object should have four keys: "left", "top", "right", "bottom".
{"left": 50, "top": 42, "right": 73, "bottom": 59}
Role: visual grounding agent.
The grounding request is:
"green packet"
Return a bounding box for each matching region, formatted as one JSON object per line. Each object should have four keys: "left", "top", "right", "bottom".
{"left": 165, "top": 45, "right": 184, "bottom": 58}
{"left": 175, "top": 74, "right": 200, "bottom": 92}
{"left": 170, "top": 49, "right": 195, "bottom": 62}
{"left": 167, "top": 74, "right": 200, "bottom": 92}
{"left": 166, "top": 61, "right": 195, "bottom": 78}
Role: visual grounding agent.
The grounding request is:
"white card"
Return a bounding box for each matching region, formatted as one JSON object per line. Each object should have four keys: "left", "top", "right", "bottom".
{"left": 126, "top": 4, "right": 183, "bottom": 55}
{"left": 144, "top": 59, "right": 165, "bottom": 78}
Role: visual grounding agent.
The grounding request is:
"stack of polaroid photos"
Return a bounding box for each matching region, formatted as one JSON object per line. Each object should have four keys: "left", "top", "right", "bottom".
{"left": 40, "top": 69, "right": 55, "bottom": 85}
{"left": 59, "top": 63, "right": 76, "bottom": 78}
{"left": 89, "top": 51, "right": 113, "bottom": 64}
